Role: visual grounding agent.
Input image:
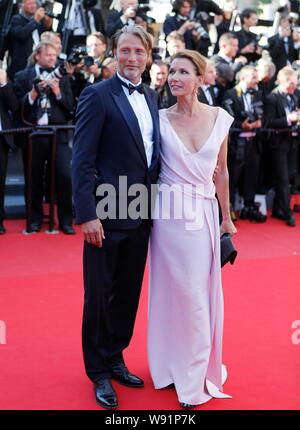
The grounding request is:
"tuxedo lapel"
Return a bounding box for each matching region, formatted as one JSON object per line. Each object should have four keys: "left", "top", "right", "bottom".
{"left": 110, "top": 75, "right": 148, "bottom": 166}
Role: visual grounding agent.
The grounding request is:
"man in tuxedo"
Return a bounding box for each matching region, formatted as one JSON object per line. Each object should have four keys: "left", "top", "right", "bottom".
{"left": 198, "top": 60, "right": 218, "bottom": 106}
{"left": 234, "top": 8, "right": 262, "bottom": 64}
{"left": 268, "top": 17, "right": 299, "bottom": 75}
{"left": 14, "top": 42, "right": 75, "bottom": 233}
{"left": 7, "top": 0, "right": 52, "bottom": 79}
{"left": 223, "top": 65, "right": 266, "bottom": 223}
{"left": 107, "top": 0, "right": 148, "bottom": 38}
{"left": 211, "top": 32, "right": 247, "bottom": 102}
{"left": 72, "top": 25, "right": 160, "bottom": 409}
{"left": 0, "top": 68, "right": 19, "bottom": 234}
{"left": 265, "top": 66, "right": 299, "bottom": 227}
{"left": 150, "top": 60, "right": 176, "bottom": 108}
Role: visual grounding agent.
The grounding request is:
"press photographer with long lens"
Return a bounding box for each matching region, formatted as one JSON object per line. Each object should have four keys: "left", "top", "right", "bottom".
{"left": 13, "top": 42, "right": 75, "bottom": 234}
{"left": 163, "top": 0, "right": 211, "bottom": 54}
{"left": 7, "top": 0, "right": 53, "bottom": 79}
{"left": 222, "top": 65, "right": 266, "bottom": 223}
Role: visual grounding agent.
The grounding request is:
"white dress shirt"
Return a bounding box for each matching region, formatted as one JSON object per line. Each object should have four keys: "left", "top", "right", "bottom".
{"left": 201, "top": 84, "right": 214, "bottom": 106}
{"left": 117, "top": 72, "right": 154, "bottom": 167}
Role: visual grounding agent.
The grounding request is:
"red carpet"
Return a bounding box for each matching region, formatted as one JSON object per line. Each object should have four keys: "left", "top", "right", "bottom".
{"left": 0, "top": 217, "right": 300, "bottom": 410}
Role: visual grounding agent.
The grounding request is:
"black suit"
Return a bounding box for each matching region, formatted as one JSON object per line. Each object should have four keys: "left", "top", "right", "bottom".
{"left": 198, "top": 86, "right": 217, "bottom": 106}
{"left": 210, "top": 54, "right": 244, "bottom": 103}
{"left": 13, "top": 65, "right": 75, "bottom": 226}
{"left": 235, "top": 28, "right": 261, "bottom": 64}
{"left": 268, "top": 34, "right": 299, "bottom": 74}
{"left": 265, "top": 89, "right": 299, "bottom": 217}
{"left": 0, "top": 82, "right": 19, "bottom": 223}
{"left": 72, "top": 74, "right": 160, "bottom": 381}
{"left": 223, "top": 86, "right": 264, "bottom": 207}
{"left": 7, "top": 13, "right": 50, "bottom": 79}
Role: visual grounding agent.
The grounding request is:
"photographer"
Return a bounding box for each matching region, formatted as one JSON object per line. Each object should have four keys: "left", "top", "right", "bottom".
{"left": 0, "top": 67, "right": 19, "bottom": 235}
{"left": 107, "top": 0, "right": 148, "bottom": 38}
{"left": 265, "top": 66, "right": 300, "bottom": 227}
{"left": 268, "top": 16, "right": 299, "bottom": 74}
{"left": 84, "top": 32, "right": 107, "bottom": 84}
{"left": 7, "top": 0, "right": 52, "bottom": 79}
{"left": 223, "top": 65, "right": 266, "bottom": 223}
{"left": 163, "top": 0, "right": 211, "bottom": 54}
{"left": 13, "top": 42, "right": 75, "bottom": 234}
{"left": 234, "top": 8, "right": 262, "bottom": 64}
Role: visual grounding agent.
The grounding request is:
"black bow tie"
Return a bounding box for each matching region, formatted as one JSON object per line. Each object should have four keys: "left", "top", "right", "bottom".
{"left": 39, "top": 67, "right": 54, "bottom": 74}
{"left": 120, "top": 80, "right": 144, "bottom": 95}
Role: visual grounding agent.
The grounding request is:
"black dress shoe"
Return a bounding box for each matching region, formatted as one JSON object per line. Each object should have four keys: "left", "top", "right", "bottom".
{"left": 272, "top": 210, "right": 287, "bottom": 220}
{"left": 111, "top": 363, "right": 144, "bottom": 388}
{"left": 30, "top": 222, "right": 42, "bottom": 232}
{"left": 94, "top": 378, "right": 118, "bottom": 409}
{"left": 59, "top": 225, "right": 75, "bottom": 235}
{"left": 0, "top": 223, "right": 6, "bottom": 234}
{"left": 180, "top": 402, "right": 197, "bottom": 409}
{"left": 286, "top": 214, "right": 296, "bottom": 227}
{"left": 240, "top": 206, "right": 267, "bottom": 223}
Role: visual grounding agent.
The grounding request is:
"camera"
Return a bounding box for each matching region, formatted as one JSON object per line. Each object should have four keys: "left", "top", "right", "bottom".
{"left": 190, "top": 12, "right": 210, "bottom": 40}
{"left": 67, "top": 46, "right": 94, "bottom": 66}
{"left": 33, "top": 62, "right": 69, "bottom": 95}
{"left": 44, "top": 10, "right": 61, "bottom": 19}
{"left": 241, "top": 100, "right": 264, "bottom": 124}
{"left": 40, "top": 0, "right": 62, "bottom": 19}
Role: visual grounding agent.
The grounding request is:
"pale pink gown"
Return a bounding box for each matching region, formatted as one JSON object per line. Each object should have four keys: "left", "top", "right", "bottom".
{"left": 148, "top": 107, "right": 234, "bottom": 406}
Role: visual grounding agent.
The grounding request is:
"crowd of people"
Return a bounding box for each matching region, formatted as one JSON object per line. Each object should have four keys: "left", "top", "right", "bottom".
{"left": 1, "top": 0, "right": 300, "bottom": 235}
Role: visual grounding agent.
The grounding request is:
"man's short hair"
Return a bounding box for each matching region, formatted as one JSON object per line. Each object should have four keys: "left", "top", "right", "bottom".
{"left": 277, "top": 66, "right": 297, "bottom": 83}
{"left": 112, "top": 25, "right": 153, "bottom": 52}
{"left": 87, "top": 32, "right": 107, "bottom": 45}
{"left": 166, "top": 31, "right": 185, "bottom": 44}
{"left": 219, "top": 32, "right": 238, "bottom": 47}
{"left": 240, "top": 8, "right": 257, "bottom": 24}
{"left": 32, "top": 42, "right": 57, "bottom": 63}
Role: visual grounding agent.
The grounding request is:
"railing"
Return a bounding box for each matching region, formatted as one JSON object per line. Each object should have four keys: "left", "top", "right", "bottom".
{"left": 1, "top": 125, "right": 75, "bottom": 233}
{"left": 1, "top": 124, "right": 299, "bottom": 233}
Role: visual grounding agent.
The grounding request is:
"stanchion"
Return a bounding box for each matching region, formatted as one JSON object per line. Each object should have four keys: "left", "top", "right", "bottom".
{"left": 47, "top": 128, "right": 57, "bottom": 234}
{"left": 25, "top": 134, "right": 33, "bottom": 233}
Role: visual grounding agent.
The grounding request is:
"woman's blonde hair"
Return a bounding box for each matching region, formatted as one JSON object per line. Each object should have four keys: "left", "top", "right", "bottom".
{"left": 171, "top": 49, "right": 207, "bottom": 76}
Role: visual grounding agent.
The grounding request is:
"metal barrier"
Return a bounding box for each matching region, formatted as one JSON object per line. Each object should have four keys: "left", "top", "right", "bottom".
{"left": 0, "top": 125, "right": 75, "bottom": 233}
{"left": 0, "top": 124, "right": 299, "bottom": 233}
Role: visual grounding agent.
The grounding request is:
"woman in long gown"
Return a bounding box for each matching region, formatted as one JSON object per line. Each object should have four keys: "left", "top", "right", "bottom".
{"left": 148, "top": 50, "right": 237, "bottom": 409}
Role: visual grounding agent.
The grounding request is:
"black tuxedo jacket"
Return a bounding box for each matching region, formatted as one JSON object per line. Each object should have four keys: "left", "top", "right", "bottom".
{"left": 198, "top": 86, "right": 217, "bottom": 106}
{"left": 13, "top": 66, "right": 74, "bottom": 142}
{"left": 265, "top": 89, "right": 300, "bottom": 128}
{"left": 222, "top": 86, "right": 264, "bottom": 137}
{"left": 72, "top": 74, "right": 160, "bottom": 228}
{"left": 267, "top": 34, "right": 299, "bottom": 73}
{"left": 7, "top": 13, "right": 49, "bottom": 79}
{"left": 106, "top": 10, "right": 125, "bottom": 38}
{"left": 0, "top": 82, "right": 19, "bottom": 149}
{"left": 265, "top": 89, "right": 300, "bottom": 147}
